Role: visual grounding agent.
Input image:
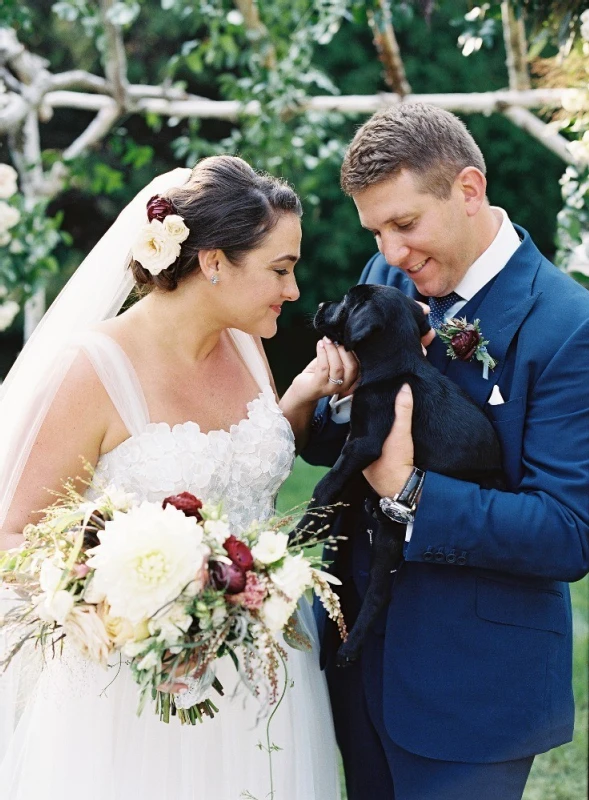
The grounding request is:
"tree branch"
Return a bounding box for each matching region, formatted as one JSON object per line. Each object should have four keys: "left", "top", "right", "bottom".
{"left": 98, "top": 0, "right": 128, "bottom": 108}
{"left": 49, "top": 70, "right": 109, "bottom": 93}
{"left": 41, "top": 86, "right": 584, "bottom": 120}
{"left": 367, "top": 0, "right": 411, "bottom": 96}
{"left": 501, "top": 1, "right": 531, "bottom": 91}
{"left": 501, "top": 105, "right": 579, "bottom": 164}
{"left": 63, "top": 103, "right": 121, "bottom": 161}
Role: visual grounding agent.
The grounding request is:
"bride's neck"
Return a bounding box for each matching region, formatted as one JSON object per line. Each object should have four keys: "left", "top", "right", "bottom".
{"left": 132, "top": 280, "right": 223, "bottom": 363}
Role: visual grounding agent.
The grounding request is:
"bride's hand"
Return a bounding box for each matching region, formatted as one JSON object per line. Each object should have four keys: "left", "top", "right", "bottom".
{"left": 289, "top": 337, "right": 359, "bottom": 404}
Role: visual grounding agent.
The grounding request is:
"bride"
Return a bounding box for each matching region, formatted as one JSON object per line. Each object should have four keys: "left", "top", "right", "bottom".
{"left": 0, "top": 156, "right": 356, "bottom": 799}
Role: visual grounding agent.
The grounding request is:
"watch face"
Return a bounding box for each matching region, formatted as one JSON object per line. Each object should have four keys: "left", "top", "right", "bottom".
{"left": 380, "top": 499, "right": 413, "bottom": 525}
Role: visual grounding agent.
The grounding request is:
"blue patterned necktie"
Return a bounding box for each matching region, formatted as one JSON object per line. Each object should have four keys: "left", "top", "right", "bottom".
{"left": 428, "top": 292, "right": 462, "bottom": 330}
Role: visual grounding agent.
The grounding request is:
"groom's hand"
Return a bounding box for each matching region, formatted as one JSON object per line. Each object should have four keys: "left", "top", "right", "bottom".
{"left": 363, "top": 383, "right": 415, "bottom": 498}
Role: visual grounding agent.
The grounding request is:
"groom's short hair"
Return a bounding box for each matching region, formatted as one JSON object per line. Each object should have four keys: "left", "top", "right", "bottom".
{"left": 341, "top": 103, "right": 486, "bottom": 200}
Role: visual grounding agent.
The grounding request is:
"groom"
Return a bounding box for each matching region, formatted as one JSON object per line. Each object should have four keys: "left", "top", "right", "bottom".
{"left": 304, "top": 103, "right": 589, "bottom": 799}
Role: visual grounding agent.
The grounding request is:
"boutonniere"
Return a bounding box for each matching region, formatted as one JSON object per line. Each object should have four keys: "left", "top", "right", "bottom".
{"left": 438, "top": 317, "right": 497, "bottom": 380}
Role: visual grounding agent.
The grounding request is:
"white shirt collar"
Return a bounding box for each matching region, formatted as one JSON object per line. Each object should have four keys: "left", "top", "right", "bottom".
{"left": 454, "top": 207, "right": 521, "bottom": 302}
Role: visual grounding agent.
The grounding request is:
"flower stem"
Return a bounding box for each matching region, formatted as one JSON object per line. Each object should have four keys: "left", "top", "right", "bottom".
{"left": 265, "top": 650, "right": 288, "bottom": 800}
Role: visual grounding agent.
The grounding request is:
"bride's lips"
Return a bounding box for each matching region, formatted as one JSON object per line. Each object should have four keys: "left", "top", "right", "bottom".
{"left": 270, "top": 305, "right": 282, "bottom": 315}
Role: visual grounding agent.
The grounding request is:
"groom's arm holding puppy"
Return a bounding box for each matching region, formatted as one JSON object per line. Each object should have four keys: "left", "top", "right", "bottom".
{"left": 365, "top": 313, "right": 589, "bottom": 583}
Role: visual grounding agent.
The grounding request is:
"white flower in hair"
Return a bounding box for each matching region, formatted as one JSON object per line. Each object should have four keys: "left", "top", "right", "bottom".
{"left": 131, "top": 218, "right": 185, "bottom": 276}
{"left": 163, "top": 214, "right": 190, "bottom": 243}
{"left": 0, "top": 164, "right": 18, "bottom": 199}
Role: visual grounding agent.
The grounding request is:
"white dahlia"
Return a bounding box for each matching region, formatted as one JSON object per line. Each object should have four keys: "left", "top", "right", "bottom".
{"left": 86, "top": 502, "right": 208, "bottom": 624}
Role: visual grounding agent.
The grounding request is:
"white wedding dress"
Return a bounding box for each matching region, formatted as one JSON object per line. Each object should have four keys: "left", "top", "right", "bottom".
{"left": 0, "top": 329, "right": 340, "bottom": 800}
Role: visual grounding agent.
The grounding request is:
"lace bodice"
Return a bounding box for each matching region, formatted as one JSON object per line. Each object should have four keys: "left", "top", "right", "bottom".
{"left": 83, "top": 331, "right": 295, "bottom": 531}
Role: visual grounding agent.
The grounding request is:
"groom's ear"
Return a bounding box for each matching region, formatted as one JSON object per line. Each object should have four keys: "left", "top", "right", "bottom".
{"left": 343, "top": 302, "right": 386, "bottom": 351}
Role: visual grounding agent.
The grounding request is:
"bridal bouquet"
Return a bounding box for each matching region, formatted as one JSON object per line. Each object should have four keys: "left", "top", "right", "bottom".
{"left": 0, "top": 484, "right": 346, "bottom": 725}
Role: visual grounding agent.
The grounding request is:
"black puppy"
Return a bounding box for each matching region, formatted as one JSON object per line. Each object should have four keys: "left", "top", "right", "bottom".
{"left": 297, "top": 284, "right": 504, "bottom": 666}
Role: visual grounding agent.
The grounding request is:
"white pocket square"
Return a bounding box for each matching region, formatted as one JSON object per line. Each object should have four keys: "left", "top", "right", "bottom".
{"left": 488, "top": 385, "right": 505, "bottom": 405}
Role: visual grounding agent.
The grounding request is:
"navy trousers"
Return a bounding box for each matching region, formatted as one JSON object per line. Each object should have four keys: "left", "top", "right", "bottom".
{"left": 326, "top": 580, "right": 534, "bottom": 800}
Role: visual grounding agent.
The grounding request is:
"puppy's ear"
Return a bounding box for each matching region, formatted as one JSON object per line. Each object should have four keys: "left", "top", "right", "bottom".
{"left": 410, "top": 299, "right": 432, "bottom": 338}
{"left": 343, "top": 302, "right": 386, "bottom": 350}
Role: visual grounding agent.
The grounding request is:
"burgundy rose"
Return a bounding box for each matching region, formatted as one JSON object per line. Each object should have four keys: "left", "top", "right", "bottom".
{"left": 210, "top": 560, "right": 247, "bottom": 594}
{"left": 162, "top": 492, "right": 203, "bottom": 520}
{"left": 146, "top": 194, "right": 175, "bottom": 222}
{"left": 223, "top": 535, "right": 254, "bottom": 571}
{"left": 450, "top": 326, "right": 480, "bottom": 361}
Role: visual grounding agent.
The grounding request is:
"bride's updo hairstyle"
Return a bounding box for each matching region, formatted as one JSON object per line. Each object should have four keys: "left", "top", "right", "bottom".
{"left": 131, "top": 155, "right": 302, "bottom": 291}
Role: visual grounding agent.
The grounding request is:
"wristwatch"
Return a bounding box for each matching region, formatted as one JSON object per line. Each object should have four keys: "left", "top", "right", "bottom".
{"left": 378, "top": 467, "right": 426, "bottom": 525}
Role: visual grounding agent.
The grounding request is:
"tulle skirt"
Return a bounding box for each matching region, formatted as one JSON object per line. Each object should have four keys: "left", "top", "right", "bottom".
{"left": 0, "top": 600, "right": 340, "bottom": 800}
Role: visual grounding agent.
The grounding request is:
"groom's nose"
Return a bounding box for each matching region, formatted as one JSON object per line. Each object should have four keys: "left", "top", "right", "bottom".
{"left": 380, "top": 231, "right": 411, "bottom": 267}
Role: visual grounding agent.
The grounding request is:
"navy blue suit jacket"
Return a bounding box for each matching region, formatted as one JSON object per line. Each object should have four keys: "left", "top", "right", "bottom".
{"left": 303, "top": 226, "right": 589, "bottom": 763}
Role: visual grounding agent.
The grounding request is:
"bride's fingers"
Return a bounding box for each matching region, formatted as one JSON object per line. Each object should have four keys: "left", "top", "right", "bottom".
{"left": 337, "top": 347, "right": 359, "bottom": 391}
{"left": 322, "top": 337, "right": 345, "bottom": 387}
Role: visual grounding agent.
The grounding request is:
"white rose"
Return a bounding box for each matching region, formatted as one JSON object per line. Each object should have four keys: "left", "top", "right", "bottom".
{"left": 63, "top": 605, "right": 111, "bottom": 666}
{"left": 162, "top": 214, "right": 190, "bottom": 243}
{"left": 86, "top": 501, "right": 208, "bottom": 624}
{"left": 251, "top": 530, "right": 289, "bottom": 565}
{"left": 271, "top": 554, "right": 312, "bottom": 602}
{"left": 259, "top": 594, "right": 296, "bottom": 633}
{"left": 99, "top": 607, "right": 135, "bottom": 647}
{"left": 0, "top": 164, "right": 18, "bottom": 199}
{"left": 0, "top": 201, "right": 20, "bottom": 233}
{"left": 131, "top": 219, "right": 181, "bottom": 276}
{"left": 0, "top": 300, "right": 19, "bottom": 332}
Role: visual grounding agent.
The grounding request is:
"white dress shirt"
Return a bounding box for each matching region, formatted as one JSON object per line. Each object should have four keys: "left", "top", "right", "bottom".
{"left": 328, "top": 207, "right": 521, "bottom": 540}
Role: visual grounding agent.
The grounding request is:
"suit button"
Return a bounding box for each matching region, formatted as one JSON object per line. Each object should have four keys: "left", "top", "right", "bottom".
{"left": 434, "top": 548, "right": 445, "bottom": 562}
{"left": 456, "top": 551, "right": 467, "bottom": 566}
{"left": 446, "top": 550, "right": 456, "bottom": 564}
{"left": 423, "top": 547, "right": 434, "bottom": 562}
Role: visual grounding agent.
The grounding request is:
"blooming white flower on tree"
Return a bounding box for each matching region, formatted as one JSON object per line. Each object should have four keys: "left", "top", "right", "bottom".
{"left": 0, "top": 164, "right": 18, "bottom": 200}
{"left": 86, "top": 502, "right": 210, "bottom": 624}
{"left": 0, "top": 201, "right": 20, "bottom": 238}
{"left": 0, "top": 299, "right": 19, "bottom": 331}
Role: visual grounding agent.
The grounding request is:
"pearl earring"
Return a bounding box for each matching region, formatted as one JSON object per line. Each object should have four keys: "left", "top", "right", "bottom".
{"left": 210, "top": 274, "right": 219, "bottom": 285}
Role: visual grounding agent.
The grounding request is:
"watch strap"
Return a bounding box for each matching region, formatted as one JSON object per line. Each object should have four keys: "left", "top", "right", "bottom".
{"left": 395, "top": 467, "right": 426, "bottom": 509}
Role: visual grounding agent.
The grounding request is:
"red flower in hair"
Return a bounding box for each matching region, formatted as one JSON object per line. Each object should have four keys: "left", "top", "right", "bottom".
{"left": 146, "top": 194, "right": 175, "bottom": 222}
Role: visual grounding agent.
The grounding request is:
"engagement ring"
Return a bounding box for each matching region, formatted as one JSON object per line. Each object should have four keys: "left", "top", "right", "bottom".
{"left": 328, "top": 377, "right": 344, "bottom": 385}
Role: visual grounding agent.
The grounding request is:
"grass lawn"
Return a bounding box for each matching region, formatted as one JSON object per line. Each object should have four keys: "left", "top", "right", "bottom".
{"left": 277, "top": 458, "right": 589, "bottom": 800}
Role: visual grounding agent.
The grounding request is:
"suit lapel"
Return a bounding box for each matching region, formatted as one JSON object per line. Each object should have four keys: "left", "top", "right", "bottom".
{"left": 444, "top": 228, "right": 543, "bottom": 406}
